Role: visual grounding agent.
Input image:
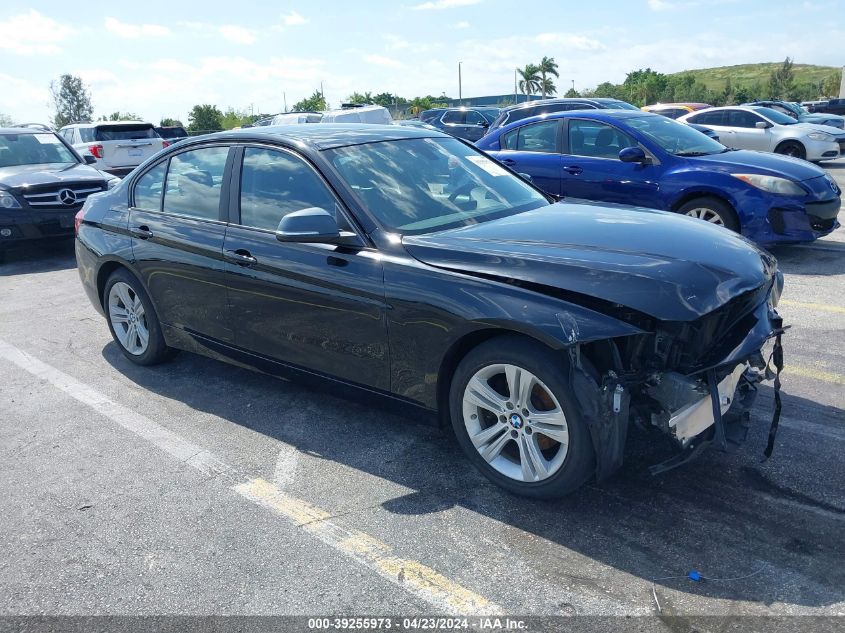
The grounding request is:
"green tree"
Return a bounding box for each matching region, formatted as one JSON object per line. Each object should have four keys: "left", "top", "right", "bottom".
{"left": 99, "top": 111, "right": 141, "bottom": 121}
{"left": 373, "top": 92, "right": 400, "bottom": 107}
{"left": 292, "top": 90, "right": 327, "bottom": 112}
{"left": 347, "top": 91, "right": 374, "bottom": 105}
{"left": 768, "top": 57, "right": 795, "bottom": 99}
{"left": 50, "top": 74, "right": 93, "bottom": 128}
{"left": 0, "top": 113, "right": 14, "bottom": 127}
{"left": 187, "top": 104, "right": 223, "bottom": 132}
{"left": 518, "top": 64, "right": 541, "bottom": 96}
{"left": 160, "top": 118, "right": 184, "bottom": 127}
{"left": 564, "top": 87, "right": 579, "bottom": 98}
{"left": 221, "top": 108, "right": 254, "bottom": 130}
{"left": 537, "top": 56, "right": 559, "bottom": 98}
{"left": 822, "top": 71, "right": 842, "bottom": 98}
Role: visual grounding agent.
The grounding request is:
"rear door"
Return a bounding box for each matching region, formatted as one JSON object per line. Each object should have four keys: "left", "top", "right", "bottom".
{"left": 559, "top": 118, "right": 660, "bottom": 207}
{"left": 492, "top": 119, "right": 563, "bottom": 195}
{"left": 96, "top": 124, "right": 166, "bottom": 169}
{"left": 128, "top": 144, "right": 234, "bottom": 343}
{"left": 687, "top": 110, "right": 735, "bottom": 147}
{"left": 222, "top": 145, "right": 389, "bottom": 389}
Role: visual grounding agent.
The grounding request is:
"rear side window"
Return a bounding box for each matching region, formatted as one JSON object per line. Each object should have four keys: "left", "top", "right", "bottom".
{"left": 502, "top": 120, "right": 560, "bottom": 153}
{"left": 442, "top": 111, "right": 465, "bottom": 124}
{"left": 728, "top": 110, "right": 763, "bottom": 128}
{"left": 239, "top": 147, "right": 337, "bottom": 231}
{"left": 134, "top": 162, "right": 167, "bottom": 211}
{"left": 95, "top": 124, "right": 156, "bottom": 141}
{"left": 163, "top": 147, "right": 229, "bottom": 220}
{"left": 78, "top": 127, "right": 95, "bottom": 142}
{"left": 568, "top": 120, "right": 637, "bottom": 159}
{"left": 688, "top": 110, "right": 727, "bottom": 126}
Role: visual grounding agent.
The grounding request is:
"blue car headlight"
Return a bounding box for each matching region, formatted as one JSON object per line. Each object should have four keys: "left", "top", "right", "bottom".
{"left": 732, "top": 174, "right": 807, "bottom": 196}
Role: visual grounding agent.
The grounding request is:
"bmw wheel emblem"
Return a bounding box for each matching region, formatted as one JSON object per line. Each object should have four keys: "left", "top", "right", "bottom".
{"left": 509, "top": 413, "right": 524, "bottom": 429}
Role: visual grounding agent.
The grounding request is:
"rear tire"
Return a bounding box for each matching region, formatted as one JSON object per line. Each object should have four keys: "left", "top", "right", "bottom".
{"left": 448, "top": 335, "right": 595, "bottom": 499}
{"left": 677, "top": 196, "right": 739, "bottom": 232}
{"left": 103, "top": 268, "right": 173, "bottom": 366}
{"left": 775, "top": 141, "right": 806, "bottom": 161}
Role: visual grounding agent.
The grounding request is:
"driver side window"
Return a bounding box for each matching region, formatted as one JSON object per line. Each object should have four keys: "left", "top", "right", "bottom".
{"left": 568, "top": 120, "right": 636, "bottom": 159}
{"left": 239, "top": 147, "right": 345, "bottom": 232}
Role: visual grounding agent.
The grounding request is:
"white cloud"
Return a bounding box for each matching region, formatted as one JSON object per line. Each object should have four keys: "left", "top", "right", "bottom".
{"left": 452, "top": 21, "right": 471, "bottom": 29}
{"left": 218, "top": 25, "right": 257, "bottom": 44}
{"left": 0, "top": 10, "right": 73, "bottom": 55}
{"left": 412, "top": 0, "right": 481, "bottom": 10}
{"left": 647, "top": 0, "right": 673, "bottom": 10}
{"left": 364, "top": 54, "right": 405, "bottom": 69}
{"left": 282, "top": 11, "right": 308, "bottom": 26}
{"left": 385, "top": 35, "right": 410, "bottom": 50}
{"left": 535, "top": 33, "right": 605, "bottom": 51}
{"left": 104, "top": 17, "right": 170, "bottom": 38}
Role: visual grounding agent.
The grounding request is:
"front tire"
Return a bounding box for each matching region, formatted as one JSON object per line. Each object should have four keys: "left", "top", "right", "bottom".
{"left": 103, "top": 268, "right": 173, "bottom": 366}
{"left": 449, "top": 336, "right": 595, "bottom": 498}
{"left": 677, "top": 196, "right": 739, "bottom": 232}
{"left": 775, "top": 140, "right": 806, "bottom": 161}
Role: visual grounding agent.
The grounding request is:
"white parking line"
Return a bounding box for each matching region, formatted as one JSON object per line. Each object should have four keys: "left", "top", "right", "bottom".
{"left": 0, "top": 338, "right": 500, "bottom": 616}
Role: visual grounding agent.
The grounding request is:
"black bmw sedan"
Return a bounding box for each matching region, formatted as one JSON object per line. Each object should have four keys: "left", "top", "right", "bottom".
{"left": 75, "top": 125, "right": 785, "bottom": 498}
{"left": 0, "top": 127, "right": 117, "bottom": 260}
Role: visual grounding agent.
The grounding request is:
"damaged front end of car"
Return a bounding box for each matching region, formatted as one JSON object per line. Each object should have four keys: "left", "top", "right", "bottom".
{"left": 567, "top": 269, "right": 786, "bottom": 481}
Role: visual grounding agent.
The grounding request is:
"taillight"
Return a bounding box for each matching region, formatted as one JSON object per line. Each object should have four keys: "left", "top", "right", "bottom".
{"left": 162, "top": 140, "right": 170, "bottom": 148}
{"left": 88, "top": 144, "right": 104, "bottom": 159}
{"left": 74, "top": 209, "right": 85, "bottom": 236}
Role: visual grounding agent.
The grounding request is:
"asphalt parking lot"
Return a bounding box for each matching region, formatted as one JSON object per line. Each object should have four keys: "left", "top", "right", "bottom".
{"left": 1, "top": 162, "right": 843, "bottom": 624}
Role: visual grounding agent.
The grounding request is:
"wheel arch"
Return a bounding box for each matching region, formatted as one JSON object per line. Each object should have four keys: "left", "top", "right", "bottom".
{"left": 670, "top": 190, "right": 741, "bottom": 228}
{"left": 95, "top": 257, "right": 146, "bottom": 310}
{"left": 774, "top": 138, "right": 806, "bottom": 153}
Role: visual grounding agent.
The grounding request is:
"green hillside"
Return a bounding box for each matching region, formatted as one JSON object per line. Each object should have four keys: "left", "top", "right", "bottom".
{"left": 668, "top": 62, "right": 840, "bottom": 92}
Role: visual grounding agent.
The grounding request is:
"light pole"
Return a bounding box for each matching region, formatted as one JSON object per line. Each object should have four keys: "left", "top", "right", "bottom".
{"left": 458, "top": 61, "right": 462, "bottom": 105}
{"left": 571, "top": 79, "right": 575, "bottom": 93}
{"left": 514, "top": 68, "right": 518, "bottom": 104}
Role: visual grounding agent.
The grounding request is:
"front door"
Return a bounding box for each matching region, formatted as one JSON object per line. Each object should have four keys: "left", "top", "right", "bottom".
{"left": 128, "top": 145, "right": 234, "bottom": 342}
{"left": 222, "top": 146, "right": 390, "bottom": 390}
{"left": 559, "top": 118, "right": 660, "bottom": 207}
{"left": 727, "top": 109, "right": 774, "bottom": 152}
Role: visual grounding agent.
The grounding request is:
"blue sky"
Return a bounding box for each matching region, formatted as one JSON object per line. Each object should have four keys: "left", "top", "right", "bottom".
{"left": 1, "top": 0, "right": 842, "bottom": 124}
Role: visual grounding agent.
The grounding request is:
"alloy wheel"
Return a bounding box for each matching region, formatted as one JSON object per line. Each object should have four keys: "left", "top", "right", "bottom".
{"left": 685, "top": 207, "right": 725, "bottom": 225}
{"left": 108, "top": 281, "right": 150, "bottom": 356}
{"left": 462, "top": 363, "right": 569, "bottom": 483}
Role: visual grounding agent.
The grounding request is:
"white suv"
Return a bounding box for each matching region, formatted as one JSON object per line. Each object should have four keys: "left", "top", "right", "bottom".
{"left": 58, "top": 121, "right": 168, "bottom": 177}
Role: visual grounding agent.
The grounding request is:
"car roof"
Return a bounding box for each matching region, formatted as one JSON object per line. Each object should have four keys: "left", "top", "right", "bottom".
{"left": 500, "top": 97, "right": 626, "bottom": 113}
{"left": 0, "top": 127, "right": 55, "bottom": 134}
{"left": 62, "top": 121, "right": 152, "bottom": 128}
{"left": 497, "top": 109, "right": 652, "bottom": 131}
{"left": 181, "top": 124, "right": 449, "bottom": 151}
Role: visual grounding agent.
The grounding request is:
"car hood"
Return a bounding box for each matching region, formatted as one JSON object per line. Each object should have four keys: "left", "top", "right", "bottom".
{"left": 686, "top": 149, "right": 826, "bottom": 181}
{"left": 402, "top": 202, "right": 775, "bottom": 322}
{"left": 0, "top": 163, "right": 108, "bottom": 191}
{"left": 791, "top": 122, "right": 845, "bottom": 136}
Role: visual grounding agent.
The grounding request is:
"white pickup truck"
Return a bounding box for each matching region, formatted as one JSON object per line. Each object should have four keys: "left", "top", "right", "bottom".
{"left": 58, "top": 121, "right": 168, "bottom": 177}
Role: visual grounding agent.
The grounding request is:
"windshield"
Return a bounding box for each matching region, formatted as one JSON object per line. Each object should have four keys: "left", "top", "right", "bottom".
{"left": 608, "top": 101, "right": 640, "bottom": 111}
{"left": 625, "top": 115, "right": 726, "bottom": 156}
{"left": 326, "top": 137, "right": 549, "bottom": 235}
{"left": 753, "top": 107, "right": 798, "bottom": 125}
{"left": 478, "top": 108, "right": 501, "bottom": 122}
{"left": 0, "top": 133, "right": 78, "bottom": 167}
{"left": 779, "top": 102, "right": 803, "bottom": 116}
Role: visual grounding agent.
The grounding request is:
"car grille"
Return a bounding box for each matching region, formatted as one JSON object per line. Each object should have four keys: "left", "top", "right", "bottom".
{"left": 21, "top": 183, "right": 105, "bottom": 209}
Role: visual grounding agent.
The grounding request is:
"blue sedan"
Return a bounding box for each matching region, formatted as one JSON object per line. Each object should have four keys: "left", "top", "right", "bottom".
{"left": 475, "top": 110, "right": 841, "bottom": 245}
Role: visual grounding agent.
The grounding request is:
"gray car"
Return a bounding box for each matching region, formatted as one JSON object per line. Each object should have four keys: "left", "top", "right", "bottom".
{"left": 744, "top": 100, "right": 845, "bottom": 129}
{"left": 679, "top": 106, "right": 845, "bottom": 161}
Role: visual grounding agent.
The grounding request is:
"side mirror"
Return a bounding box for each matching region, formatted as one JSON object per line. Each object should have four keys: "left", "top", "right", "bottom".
{"left": 619, "top": 146, "right": 648, "bottom": 163}
{"left": 84, "top": 155, "right": 97, "bottom": 165}
{"left": 275, "top": 207, "right": 341, "bottom": 243}
{"left": 755, "top": 121, "right": 772, "bottom": 129}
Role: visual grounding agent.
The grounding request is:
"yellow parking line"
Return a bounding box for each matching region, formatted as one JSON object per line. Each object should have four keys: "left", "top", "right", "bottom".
{"left": 779, "top": 299, "right": 845, "bottom": 314}
{"left": 787, "top": 365, "right": 845, "bottom": 386}
{"left": 235, "top": 478, "right": 501, "bottom": 615}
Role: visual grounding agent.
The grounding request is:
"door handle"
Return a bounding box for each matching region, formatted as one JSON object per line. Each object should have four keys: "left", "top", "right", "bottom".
{"left": 225, "top": 249, "right": 258, "bottom": 267}
{"left": 564, "top": 165, "right": 583, "bottom": 175}
{"left": 500, "top": 158, "right": 516, "bottom": 165}
{"left": 130, "top": 225, "right": 153, "bottom": 239}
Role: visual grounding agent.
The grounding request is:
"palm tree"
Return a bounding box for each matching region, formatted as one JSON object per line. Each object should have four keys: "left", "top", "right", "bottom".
{"left": 518, "top": 64, "right": 541, "bottom": 96}
{"left": 540, "top": 78, "right": 557, "bottom": 97}
{"left": 538, "top": 56, "right": 559, "bottom": 98}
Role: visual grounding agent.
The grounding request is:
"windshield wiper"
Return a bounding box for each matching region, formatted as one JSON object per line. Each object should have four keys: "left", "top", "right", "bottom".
{"left": 674, "top": 151, "right": 713, "bottom": 157}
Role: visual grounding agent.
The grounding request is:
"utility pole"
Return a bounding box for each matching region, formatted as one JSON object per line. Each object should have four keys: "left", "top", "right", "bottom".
{"left": 514, "top": 68, "right": 518, "bottom": 104}
{"left": 571, "top": 79, "right": 575, "bottom": 92}
{"left": 283, "top": 92, "right": 287, "bottom": 112}
{"left": 458, "top": 61, "right": 462, "bottom": 105}
{"left": 840, "top": 66, "right": 845, "bottom": 98}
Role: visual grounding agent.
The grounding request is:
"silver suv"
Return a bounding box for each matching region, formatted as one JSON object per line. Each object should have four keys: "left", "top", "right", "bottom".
{"left": 58, "top": 121, "right": 167, "bottom": 177}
